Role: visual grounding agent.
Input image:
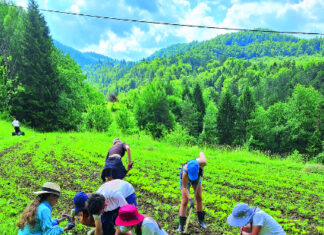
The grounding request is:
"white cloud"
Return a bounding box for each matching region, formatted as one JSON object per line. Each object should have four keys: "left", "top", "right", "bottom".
{"left": 155, "top": 35, "right": 162, "bottom": 42}
{"left": 81, "top": 26, "right": 145, "bottom": 58}
{"left": 176, "top": 2, "right": 219, "bottom": 42}
{"left": 70, "top": 0, "right": 85, "bottom": 13}
{"left": 220, "top": 0, "right": 324, "bottom": 33}
{"left": 14, "top": 0, "right": 27, "bottom": 8}
{"left": 173, "top": 0, "right": 190, "bottom": 6}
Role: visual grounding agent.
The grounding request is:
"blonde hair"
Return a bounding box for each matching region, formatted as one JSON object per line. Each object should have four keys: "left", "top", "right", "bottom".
{"left": 17, "top": 194, "right": 49, "bottom": 229}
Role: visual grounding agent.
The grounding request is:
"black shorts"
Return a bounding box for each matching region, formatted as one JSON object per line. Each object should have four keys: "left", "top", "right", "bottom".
{"left": 101, "top": 157, "right": 127, "bottom": 181}
{"left": 101, "top": 207, "right": 120, "bottom": 235}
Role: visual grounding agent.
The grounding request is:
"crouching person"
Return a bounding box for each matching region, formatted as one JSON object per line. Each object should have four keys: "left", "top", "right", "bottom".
{"left": 84, "top": 179, "right": 137, "bottom": 235}
{"left": 115, "top": 205, "right": 168, "bottom": 235}
{"left": 17, "top": 182, "right": 74, "bottom": 234}
{"left": 227, "top": 203, "right": 286, "bottom": 235}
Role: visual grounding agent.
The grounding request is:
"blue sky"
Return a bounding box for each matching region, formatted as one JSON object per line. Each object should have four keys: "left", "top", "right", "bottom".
{"left": 12, "top": 0, "right": 324, "bottom": 61}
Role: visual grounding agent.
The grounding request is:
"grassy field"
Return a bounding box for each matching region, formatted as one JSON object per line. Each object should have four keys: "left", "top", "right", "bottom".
{"left": 0, "top": 120, "right": 323, "bottom": 234}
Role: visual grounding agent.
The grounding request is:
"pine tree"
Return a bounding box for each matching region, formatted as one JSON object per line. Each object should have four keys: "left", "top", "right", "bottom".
{"left": 200, "top": 101, "right": 218, "bottom": 144}
{"left": 11, "top": 0, "right": 59, "bottom": 130}
{"left": 182, "top": 83, "right": 192, "bottom": 100}
{"left": 181, "top": 98, "right": 200, "bottom": 138}
{"left": 216, "top": 91, "right": 237, "bottom": 145}
{"left": 235, "top": 87, "right": 255, "bottom": 145}
{"left": 193, "top": 83, "right": 205, "bottom": 134}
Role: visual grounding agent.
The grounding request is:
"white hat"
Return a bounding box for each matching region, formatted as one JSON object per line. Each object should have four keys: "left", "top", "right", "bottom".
{"left": 113, "top": 138, "right": 121, "bottom": 145}
{"left": 34, "top": 182, "right": 61, "bottom": 196}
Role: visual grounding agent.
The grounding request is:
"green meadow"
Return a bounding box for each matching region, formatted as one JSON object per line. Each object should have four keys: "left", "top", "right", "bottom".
{"left": 0, "top": 120, "right": 323, "bottom": 234}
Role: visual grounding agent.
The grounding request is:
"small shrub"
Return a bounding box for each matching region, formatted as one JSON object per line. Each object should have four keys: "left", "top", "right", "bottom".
{"left": 86, "top": 104, "right": 112, "bottom": 132}
{"left": 163, "top": 124, "right": 195, "bottom": 147}
{"left": 301, "top": 164, "right": 324, "bottom": 175}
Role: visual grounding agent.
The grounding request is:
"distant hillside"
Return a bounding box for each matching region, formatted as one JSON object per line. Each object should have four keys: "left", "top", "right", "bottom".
{"left": 84, "top": 31, "right": 324, "bottom": 94}
{"left": 53, "top": 40, "right": 119, "bottom": 67}
{"left": 146, "top": 41, "right": 199, "bottom": 61}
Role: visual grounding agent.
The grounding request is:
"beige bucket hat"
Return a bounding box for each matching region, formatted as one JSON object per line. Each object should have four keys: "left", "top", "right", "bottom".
{"left": 34, "top": 182, "right": 61, "bottom": 196}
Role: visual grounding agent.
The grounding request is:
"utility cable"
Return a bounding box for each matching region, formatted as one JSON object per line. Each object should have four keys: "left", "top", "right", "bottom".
{"left": 4, "top": 3, "right": 324, "bottom": 36}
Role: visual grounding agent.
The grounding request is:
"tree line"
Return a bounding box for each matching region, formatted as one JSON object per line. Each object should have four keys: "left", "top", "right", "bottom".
{"left": 0, "top": 1, "right": 322, "bottom": 162}
{"left": 0, "top": 0, "right": 111, "bottom": 131}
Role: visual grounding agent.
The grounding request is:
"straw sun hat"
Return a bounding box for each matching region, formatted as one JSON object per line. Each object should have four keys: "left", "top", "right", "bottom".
{"left": 34, "top": 182, "right": 61, "bottom": 196}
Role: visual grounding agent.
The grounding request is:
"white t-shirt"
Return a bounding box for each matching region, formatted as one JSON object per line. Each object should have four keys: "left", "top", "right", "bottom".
{"left": 12, "top": 120, "right": 20, "bottom": 127}
{"left": 120, "top": 217, "right": 168, "bottom": 235}
{"left": 96, "top": 179, "right": 134, "bottom": 211}
{"left": 253, "top": 209, "right": 285, "bottom": 235}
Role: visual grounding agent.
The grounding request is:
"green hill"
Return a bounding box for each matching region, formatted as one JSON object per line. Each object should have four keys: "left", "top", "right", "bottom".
{"left": 1, "top": 120, "right": 323, "bottom": 234}
{"left": 84, "top": 31, "right": 324, "bottom": 93}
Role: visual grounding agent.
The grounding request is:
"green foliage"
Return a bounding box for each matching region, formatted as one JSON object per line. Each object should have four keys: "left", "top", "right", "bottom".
{"left": 286, "top": 85, "right": 323, "bottom": 157}
{"left": 217, "top": 91, "right": 237, "bottom": 145}
{"left": 181, "top": 98, "right": 200, "bottom": 138}
{"left": 134, "top": 82, "right": 173, "bottom": 138}
{"left": 0, "top": 119, "right": 323, "bottom": 234}
{"left": 163, "top": 123, "right": 195, "bottom": 147}
{"left": 301, "top": 164, "right": 324, "bottom": 174}
{"left": 235, "top": 87, "right": 255, "bottom": 145}
{"left": 116, "top": 105, "right": 138, "bottom": 134}
{"left": 10, "top": 0, "right": 60, "bottom": 131}
{"left": 84, "top": 104, "right": 112, "bottom": 132}
{"left": 200, "top": 101, "right": 218, "bottom": 145}
{"left": 192, "top": 83, "right": 205, "bottom": 134}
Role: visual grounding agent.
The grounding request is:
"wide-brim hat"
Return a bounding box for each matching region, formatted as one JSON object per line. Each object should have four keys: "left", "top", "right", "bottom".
{"left": 115, "top": 205, "right": 144, "bottom": 226}
{"left": 227, "top": 203, "right": 254, "bottom": 227}
{"left": 34, "top": 182, "right": 61, "bottom": 196}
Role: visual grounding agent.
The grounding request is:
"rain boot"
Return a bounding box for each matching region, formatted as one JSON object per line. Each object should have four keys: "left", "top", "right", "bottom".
{"left": 177, "top": 216, "right": 187, "bottom": 232}
{"left": 197, "top": 211, "right": 207, "bottom": 229}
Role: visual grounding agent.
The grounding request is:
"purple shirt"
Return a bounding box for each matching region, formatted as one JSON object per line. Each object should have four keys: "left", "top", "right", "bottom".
{"left": 107, "top": 142, "right": 127, "bottom": 158}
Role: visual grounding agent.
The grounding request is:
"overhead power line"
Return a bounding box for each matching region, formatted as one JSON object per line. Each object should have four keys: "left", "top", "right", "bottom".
{"left": 6, "top": 4, "right": 324, "bottom": 36}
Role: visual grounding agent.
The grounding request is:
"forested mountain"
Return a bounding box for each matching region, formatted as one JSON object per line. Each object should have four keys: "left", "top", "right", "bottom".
{"left": 0, "top": 1, "right": 322, "bottom": 161}
{"left": 92, "top": 32, "right": 323, "bottom": 160}
{"left": 84, "top": 31, "right": 324, "bottom": 95}
{"left": 53, "top": 40, "right": 120, "bottom": 67}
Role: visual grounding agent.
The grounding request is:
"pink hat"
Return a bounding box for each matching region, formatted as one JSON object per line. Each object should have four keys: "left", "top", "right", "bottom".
{"left": 115, "top": 205, "right": 144, "bottom": 226}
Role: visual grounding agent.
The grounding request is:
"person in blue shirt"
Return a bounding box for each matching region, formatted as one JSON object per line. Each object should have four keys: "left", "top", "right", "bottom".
{"left": 17, "top": 182, "right": 75, "bottom": 234}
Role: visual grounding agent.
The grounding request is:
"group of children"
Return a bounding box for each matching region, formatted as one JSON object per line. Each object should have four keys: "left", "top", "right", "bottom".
{"left": 17, "top": 137, "right": 286, "bottom": 234}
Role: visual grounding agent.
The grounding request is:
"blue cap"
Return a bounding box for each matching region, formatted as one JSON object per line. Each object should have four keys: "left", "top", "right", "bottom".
{"left": 227, "top": 203, "right": 254, "bottom": 227}
{"left": 187, "top": 160, "right": 199, "bottom": 181}
{"left": 73, "top": 192, "right": 88, "bottom": 213}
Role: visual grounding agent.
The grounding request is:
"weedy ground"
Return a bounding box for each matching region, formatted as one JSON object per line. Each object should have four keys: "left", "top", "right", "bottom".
{"left": 0, "top": 120, "right": 323, "bottom": 234}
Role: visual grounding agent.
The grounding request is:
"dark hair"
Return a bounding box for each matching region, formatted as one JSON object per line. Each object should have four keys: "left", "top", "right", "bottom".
{"left": 87, "top": 193, "right": 105, "bottom": 215}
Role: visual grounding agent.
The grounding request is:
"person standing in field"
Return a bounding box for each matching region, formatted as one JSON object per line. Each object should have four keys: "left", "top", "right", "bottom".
{"left": 227, "top": 203, "right": 286, "bottom": 235}
{"left": 101, "top": 138, "right": 133, "bottom": 182}
{"left": 17, "top": 182, "right": 74, "bottom": 234}
{"left": 12, "top": 118, "right": 21, "bottom": 133}
{"left": 115, "top": 205, "right": 168, "bottom": 235}
{"left": 73, "top": 179, "right": 137, "bottom": 235}
{"left": 177, "top": 152, "right": 207, "bottom": 232}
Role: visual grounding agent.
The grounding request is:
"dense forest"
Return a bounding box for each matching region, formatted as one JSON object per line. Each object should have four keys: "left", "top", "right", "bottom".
{"left": 0, "top": 0, "right": 110, "bottom": 131}
{"left": 0, "top": 1, "right": 323, "bottom": 162}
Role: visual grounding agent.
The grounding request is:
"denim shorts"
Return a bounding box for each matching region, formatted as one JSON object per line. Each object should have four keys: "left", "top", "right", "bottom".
{"left": 101, "top": 157, "right": 127, "bottom": 181}
{"left": 179, "top": 168, "right": 202, "bottom": 189}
